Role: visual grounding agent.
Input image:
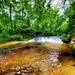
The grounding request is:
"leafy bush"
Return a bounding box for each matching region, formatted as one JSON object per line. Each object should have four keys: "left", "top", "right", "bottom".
{"left": 0, "top": 34, "right": 4, "bottom": 43}
{"left": 60, "top": 34, "right": 71, "bottom": 43}
{"left": 8, "top": 35, "right": 23, "bottom": 41}
{"left": 59, "top": 21, "right": 69, "bottom": 33}
{"left": 69, "top": 47, "right": 75, "bottom": 57}
{"left": 0, "top": 34, "right": 10, "bottom": 43}
{"left": 8, "top": 29, "right": 16, "bottom": 35}
{"left": 0, "top": 34, "right": 23, "bottom": 43}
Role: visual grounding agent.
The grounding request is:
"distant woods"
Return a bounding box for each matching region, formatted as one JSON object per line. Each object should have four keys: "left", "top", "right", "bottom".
{"left": 0, "top": 0, "right": 75, "bottom": 43}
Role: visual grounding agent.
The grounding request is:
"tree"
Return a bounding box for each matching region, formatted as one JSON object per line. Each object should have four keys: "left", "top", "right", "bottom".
{"left": 64, "top": 0, "right": 75, "bottom": 36}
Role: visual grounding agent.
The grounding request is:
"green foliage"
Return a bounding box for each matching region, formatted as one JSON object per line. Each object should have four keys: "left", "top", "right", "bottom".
{"left": 9, "top": 35, "right": 23, "bottom": 41}
{"left": 0, "top": 0, "right": 75, "bottom": 43}
{"left": 0, "top": 34, "right": 5, "bottom": 43}
{"left": 64, "top": 1, "right": 75, "bottom": 37}
{"left": 69, "top": 47, "right": 75, "bottom": 57}
{"left": 0, "top": 34, "right": 10, "bottom": 43}
{"left": 0, "top": 28, "right": 23, "bottom": 43}
{"left": 60, "top": 34, "right": 71, "bottom": 43}
{"left": 59, "top": 21, "right": 69, "bottom": 33}
{"left": 0, "top": 34, "right": 23, "bottom": 43}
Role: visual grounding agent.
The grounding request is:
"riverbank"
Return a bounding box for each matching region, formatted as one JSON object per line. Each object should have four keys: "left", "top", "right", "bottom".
{"left": 0, "top": 41, "right": 23, "bottom": 48}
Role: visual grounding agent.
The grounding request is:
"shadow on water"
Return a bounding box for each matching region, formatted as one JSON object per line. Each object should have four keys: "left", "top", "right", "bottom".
{"left": 0, "top": 43, "right": 22, "bottom": 54}
{"left": 0, "top": 42, "right": 42, "bottom": 55}
{"left": 0, "top": 36, "right": 75, "bottom": 75}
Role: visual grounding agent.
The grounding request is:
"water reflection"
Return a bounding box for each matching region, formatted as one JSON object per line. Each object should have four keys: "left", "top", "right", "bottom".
{"left": 31, "top": 49, "right": 61, "bottom": 75}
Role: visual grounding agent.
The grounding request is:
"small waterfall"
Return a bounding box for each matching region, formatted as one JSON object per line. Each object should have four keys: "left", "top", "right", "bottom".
{"left": 23, "top": 36, "right": 63, "bottom": 44}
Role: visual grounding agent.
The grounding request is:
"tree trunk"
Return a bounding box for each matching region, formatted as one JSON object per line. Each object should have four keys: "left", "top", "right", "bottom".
{"left": 22, "top": 9, "right": 24, "bottom": 26}
{"left": 1, "top": 0, "right": 7, "bottom": 27}
{"left": 9, "top": 4, "right": 12, "bottom": 28}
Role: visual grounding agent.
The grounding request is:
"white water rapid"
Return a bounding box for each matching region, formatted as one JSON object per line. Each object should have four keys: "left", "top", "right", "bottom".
{"left": 23, "top": 36, "right": 63, "bottom": 44}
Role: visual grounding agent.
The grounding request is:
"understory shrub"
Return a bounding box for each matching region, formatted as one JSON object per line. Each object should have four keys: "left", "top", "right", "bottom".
{"left": 0, "top": 34, "right": 23, "bottom": 43}
{"left": 9, "top": 35, "right": 23, "bottom": 41}
{"left": 69, "top": 47, "right": 75, "bottom": 57}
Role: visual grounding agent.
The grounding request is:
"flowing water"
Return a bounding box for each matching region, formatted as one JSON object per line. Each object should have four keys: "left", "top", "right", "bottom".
{"left": 0, "top": 36, "right": 75, "bottom": 75}
{"left": 23, "top": 36, "right": 63, "bottom": 44}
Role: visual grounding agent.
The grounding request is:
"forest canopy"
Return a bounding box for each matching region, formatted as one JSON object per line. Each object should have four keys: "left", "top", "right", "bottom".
{"left": 0, "top": 0, "right": 75, "bottom": 43}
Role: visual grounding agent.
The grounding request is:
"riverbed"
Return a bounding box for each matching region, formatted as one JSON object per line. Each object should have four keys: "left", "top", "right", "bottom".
{"left": 0, "top": 41, "right": 75, "bottom": 75}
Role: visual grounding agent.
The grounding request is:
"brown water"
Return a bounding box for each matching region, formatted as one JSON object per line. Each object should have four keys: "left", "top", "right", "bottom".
{"left": 0, "top": 41, "right": 23, "bottom": 48}
{"left": 0, "top": 41, "right": 75, "bottom": 75}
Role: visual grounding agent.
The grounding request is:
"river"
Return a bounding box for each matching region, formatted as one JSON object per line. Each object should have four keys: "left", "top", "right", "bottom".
{"left": 0, "top": 36, "right": 75, "bottom": 75}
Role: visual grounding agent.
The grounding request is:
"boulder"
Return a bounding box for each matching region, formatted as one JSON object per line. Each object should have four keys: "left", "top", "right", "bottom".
{"left": 70, "top": 36, "right": 75, "bottom": 48}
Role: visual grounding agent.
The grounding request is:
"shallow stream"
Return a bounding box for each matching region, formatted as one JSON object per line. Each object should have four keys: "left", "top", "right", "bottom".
{"left": 0, "top": 36, "right": 75, "bottom": 75}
